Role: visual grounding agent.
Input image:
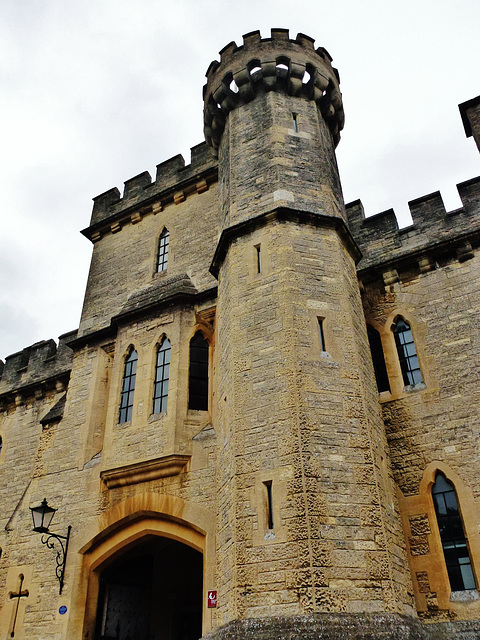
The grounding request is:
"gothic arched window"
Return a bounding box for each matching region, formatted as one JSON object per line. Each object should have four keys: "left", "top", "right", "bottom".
{"left": 367, "top": 325, "right": 390, "bottom": 393}
{"left": 157, "top": 229, "right": 170, "bottom": 272}
{"left": 432, "top": 473, "right": 476, "bottom": 591}
{"left": 153, "top": 338, "right": 171, "bottom": 414}
{"left": 119, "top": 349, "right": 138, "bottom": 423}
{"left": 188, "top": 332, "right": 209, "bottom": 411}
{"left": 393, "top": 317, "right": 423, "bottom": 386}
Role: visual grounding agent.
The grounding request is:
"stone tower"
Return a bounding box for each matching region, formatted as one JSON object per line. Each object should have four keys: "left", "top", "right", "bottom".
{"left": 2, "top": 27, "right": 480, "bottom": 640}
{"left": 203, "top": 29, "right": 414, "bottom": 637}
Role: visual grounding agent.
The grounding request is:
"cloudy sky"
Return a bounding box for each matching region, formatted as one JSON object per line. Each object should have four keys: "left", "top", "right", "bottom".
{"left": 1, "top": 0, "right": 479, "bottom": 362}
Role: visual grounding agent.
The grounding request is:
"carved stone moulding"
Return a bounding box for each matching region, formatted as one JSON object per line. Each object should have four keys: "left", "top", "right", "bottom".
{"left": 100, "top": 454, "right": 191, "bottom": 489}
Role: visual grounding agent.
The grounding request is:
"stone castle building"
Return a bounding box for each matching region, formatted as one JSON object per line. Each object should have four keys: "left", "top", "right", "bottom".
{"left": 1, "top": 28, "right": 480, "bottom": 640}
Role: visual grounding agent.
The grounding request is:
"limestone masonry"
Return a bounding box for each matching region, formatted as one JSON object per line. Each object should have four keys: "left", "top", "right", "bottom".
{"left": 1, "top": 29, "right": 480, "bottom": 640}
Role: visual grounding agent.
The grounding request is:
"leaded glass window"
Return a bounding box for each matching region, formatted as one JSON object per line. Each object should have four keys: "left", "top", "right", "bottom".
{"left": 119, "top": 349, "right": 137, "bottom": 423}
{"left": 367, "top": 325, "right": 390, "bottom": 393}
{"left": 153, "top": 338, "right": 171, "bottom": 414}
{"left": 157, "top": 229, "right": 170, "bottom": 272}
{"left": 393, "top": 318, "right": 423, "bottom": 386}
{"left": 188, "top": 332, "right": 209, "bottom": 411}
{"left": 432, "top": 473, "right": 476, "bottom": 591}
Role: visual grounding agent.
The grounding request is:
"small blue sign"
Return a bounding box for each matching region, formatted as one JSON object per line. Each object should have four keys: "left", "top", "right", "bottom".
{"left": 59, "top": 605, "right": 67, "bottom": 615}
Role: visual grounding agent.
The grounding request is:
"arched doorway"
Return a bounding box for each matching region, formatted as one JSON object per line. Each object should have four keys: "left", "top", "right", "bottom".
{"left": 94, "top": 536, "right": 203, "bottom": 640}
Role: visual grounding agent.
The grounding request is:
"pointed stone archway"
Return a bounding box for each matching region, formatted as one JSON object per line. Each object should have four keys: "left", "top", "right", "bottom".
{"left": 95, "top": 536, "right": 203, "bottom": 640}
{"left": 70, "top": 494, "right": 215, "bottom": 640}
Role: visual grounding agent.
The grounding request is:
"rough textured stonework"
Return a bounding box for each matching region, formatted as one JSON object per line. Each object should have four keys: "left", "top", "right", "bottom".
{"left": 203, "top": 614, "right": 480, "bottom": 639}
{"left": 0, "top": 29, "right": 480, "bottom": 640}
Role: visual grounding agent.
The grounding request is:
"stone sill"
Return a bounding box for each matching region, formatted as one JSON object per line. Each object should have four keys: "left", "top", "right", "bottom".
{"left": 101, "top": 454, "right": 191, "bottom": 489}
{"left": 450, "top": 588, "right": 480, "bottom": 602}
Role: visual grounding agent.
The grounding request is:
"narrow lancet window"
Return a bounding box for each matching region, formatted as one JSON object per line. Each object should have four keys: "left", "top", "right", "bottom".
{"left": 188, "top": 332, "right": 209, "bottom": 411}
{"left": 153, "top": 338, "right": 171, "bottom": 414}
{"left": 265, "top": 481, "right": 274, "bottom": 530}
{"left": 393, "top": 317, "right": 423, "bottom": 386}
{"left": 157, "top": 228, "right": 170, "bottom": 272}
{"left": 318, "top": 317, "right": 326, "bottom": 352}
{"left": 292, "top": 112, "right": 298, "bottom": 132}
{"left": 255, "top": 245, "right": 262, "bottom": 274}
{"left": 432, "top": 473, "right": 476, "bottom": 591}
{"left": 367, "top": 325, "right": 390, "bottom": 392}
{"left": 119, "top": 349, "right": 137, "bottom": 423}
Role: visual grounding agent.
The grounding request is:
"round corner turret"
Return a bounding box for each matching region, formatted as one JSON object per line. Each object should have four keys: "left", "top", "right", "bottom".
{"left": 203, "top": 28, "right": 344, "bottom": 156}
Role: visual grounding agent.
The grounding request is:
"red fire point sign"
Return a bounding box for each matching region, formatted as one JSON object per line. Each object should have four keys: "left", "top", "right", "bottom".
{"left": 207, "top": 590, "right": 217, "bottom": 608}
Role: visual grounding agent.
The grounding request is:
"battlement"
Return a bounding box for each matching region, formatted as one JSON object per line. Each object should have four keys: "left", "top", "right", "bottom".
{"left": 0, "top": 330, "right": 76, "bottom": 400}
{"left": 203, "top": 28, "right": 344, "bottom": 155}
{"left": 87, "top": 141, "right": 217, "bottom": 231}
{"left": 347, "top": 176, "right": 480, "bottom": 274}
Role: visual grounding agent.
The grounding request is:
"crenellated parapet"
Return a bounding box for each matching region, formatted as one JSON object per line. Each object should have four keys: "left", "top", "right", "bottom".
{"left": 84, "top": 142, "right": 217, "bottom": 240}
{"left": 347, "top": 176, "right": 480, "bottom": 278}
{"left": 203, "top": 28, "right": 344, "bottom": 155}
{"left": 0, "top": 330, "right": 76, "bottom": 404}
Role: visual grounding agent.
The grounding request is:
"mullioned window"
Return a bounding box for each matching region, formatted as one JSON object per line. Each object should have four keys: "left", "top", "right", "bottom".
{"left": 157, "top": 229, "right": 170, "bottom": 272}
{"left": 153, "top": 338, "right": 171, "bottom": 414}
{"left": 119, "top": 348, "right": 138, "bottom": 423}
{"left": 393, "top": 317, "right": 423, "bottom": 386}
{"left": 432, "top": 473, "right": 476, "bottom": 591}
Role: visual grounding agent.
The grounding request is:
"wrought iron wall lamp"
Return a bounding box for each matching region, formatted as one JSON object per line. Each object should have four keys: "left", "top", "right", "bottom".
{"left": 30, "top": 498, "right": 71, "bottom": 595}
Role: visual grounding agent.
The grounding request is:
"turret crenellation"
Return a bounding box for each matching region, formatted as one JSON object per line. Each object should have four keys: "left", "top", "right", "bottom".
{"left": 203, "top": 28, "right": 344, "bottom": 155}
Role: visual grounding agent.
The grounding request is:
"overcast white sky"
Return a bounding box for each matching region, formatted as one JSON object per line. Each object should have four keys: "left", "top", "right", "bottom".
{"left": 1, "top": 0, "right": 479, "bottom": 362}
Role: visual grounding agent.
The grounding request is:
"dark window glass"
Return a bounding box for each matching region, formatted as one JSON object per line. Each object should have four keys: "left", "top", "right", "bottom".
{"left": 119, "top": 349, "right": 137, "bottom": 423}
{"left": 432, "top": 473, "right": 476, "bottom": 591}
{"left": 188, "top": 332, "right": 209, "bottom": 411}
{"left": 292, "top": 112, "right": 298, "bottom": 132}
{"left": 393, "top": 318, "right": 423, "bottom": 386}
{"left": 153, "top": 338, "right": 171, "bottom": 414}
{"left": 367, "top": 325, "right": 390, "bottom": 392}
{"left": 157, "top": 229, "right": 170, "bottom": 272}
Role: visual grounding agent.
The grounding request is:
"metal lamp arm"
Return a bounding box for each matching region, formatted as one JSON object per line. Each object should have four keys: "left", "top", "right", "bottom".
{"left": 39, "top": 525, "right": 71, "bottom": 594}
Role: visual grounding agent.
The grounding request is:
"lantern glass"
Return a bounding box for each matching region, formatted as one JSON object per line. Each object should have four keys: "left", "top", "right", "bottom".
{"left": 31, "top": 498, "right": 56, "bottom": 533}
